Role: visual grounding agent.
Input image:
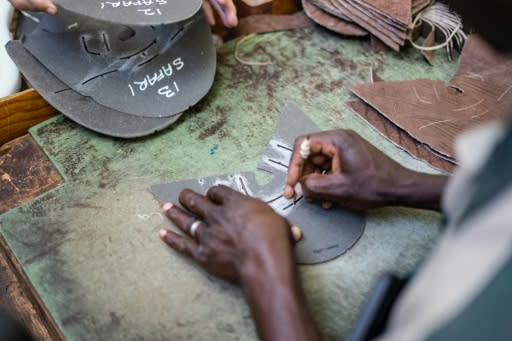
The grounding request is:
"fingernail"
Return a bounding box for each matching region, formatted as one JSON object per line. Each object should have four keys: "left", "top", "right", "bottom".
{"left": 283, "top": 186, "right": 293, "bottom": 199}
{"left": 322, "top": 201, "right": 333, "bottom": 209}
{"left": 291, "top": 225, "right": 303, "bottom": 242}
{"left": 294, "top": 183, "right": 303, "bottom": 197}
{"left": 228, "top": 14, "right": 238, "bottom": 27}
{"left": 159, "top": 229, "right": 168, "bottom": 238}
{"left": 162, "top": 203, "right": 173, "bottom": 211}
{"left": 46, "top": 4, "right": 58, "bottom": 15}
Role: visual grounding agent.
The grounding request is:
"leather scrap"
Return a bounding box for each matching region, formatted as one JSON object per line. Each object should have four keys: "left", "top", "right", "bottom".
{"left": 0, "top": 135, "right": 65, "bottom": 215}
{"left": 328, "top": 0, "right": 404, "bottom": 50}
{"left": 370, "top": 34, "right": 388, "bottom": 53}
{"left": 347, "top": 100, "right": 455, "bottom": 173}
{"left": 310, "top": 0, "right": 432, "bottom": 51}
{"left": 20, "top": 11, "right": 216, "bottom": 119}
{"left": 224, "top": 14, "right": 315, "bottom": 41}
{"left": 370, "top": 68, "right": 384, "bottom": 83}
{"left": 357, "top": 0, "right": 412, "bottom": 26}
{"left": 351, "top": 35, "right": 512, "bottom": 160}
{"left": 421, "top": 28, "right": 436, "bottom": 64}
{"left": 309, "top": 0, "right": 354, "bottom": 22}
{"left": 412, "top": 0, "right": 431, "bottom": 13}
{"left": 52, "top": 0, "right": 202, "bottom": 26}
{"left": 302, "top": 0, "right": 368, "bottom": 37}
{"left": 151, "top": 102, "right": 365, "bottom": 265}
{"left": 6, "top": 40, "right": 181, "bottom": 138}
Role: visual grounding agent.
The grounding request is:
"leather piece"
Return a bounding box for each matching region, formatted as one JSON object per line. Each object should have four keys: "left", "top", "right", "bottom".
{"left": 308, "top": 0, "right": 354, "bottom": 22}
{"left": 347, "top": 100, "right": 455, "bottom": 173}
{"left": 357, "top": 0, "right": 411, "bottom": 26}
{"left": 0, "top": 136, "right": 64, "bottom": 215}
{"left": 151, "top": 102, "right": 366, "bottom": 265}
{"left": 351, "top": 35, "right": 512, "bottom": 160}
{"left": 421, "top": 28, "right": 436, "bottom": 65}
{"left": 302, "top": 0, "right": 368, "bottom": 37}
{"left": 225, "top": 14, "right": 315, "bottom": 40}
{"left": 6, "top": 40, "right": 181, "bottom": 138}
{"left": 151, "top": 171, "right": 366, "bottom": 265}
{"left": 348, "top": 0, "right": 410, "bottom": 30}
{"left": 53, "top": 0, "right": 202, "bottom": 26}
{"left": 412, "top": 0, "right": 430, "bottom": 13}
{"left": 311, "top": 0, "right": 429, "bottom": 51}
{"left": 370, "top": 34, "right": 387, "bottom": 53}
{"left": 327, "top": 0, "right": 403, "bottom": 50}
{"left": 21, "top": 11, "right": 216, "bottom": 118}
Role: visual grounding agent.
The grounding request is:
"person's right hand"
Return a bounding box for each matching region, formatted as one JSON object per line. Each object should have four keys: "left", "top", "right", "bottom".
{"left": 9, "top": 0, "right": 57, "bottom": 14}
{"left": 284, "top": 129, "right": 447, "bottom": 211}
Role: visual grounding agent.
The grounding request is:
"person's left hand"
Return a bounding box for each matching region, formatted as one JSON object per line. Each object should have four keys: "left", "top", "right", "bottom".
{"left": 160, "top": 186, "right": 321, "bottom": 341}
{"left": 159, "top": 185, "right": 300, "bottom": 282}
{"left": 202, "top": 0, "right": 238, "bottom": 28}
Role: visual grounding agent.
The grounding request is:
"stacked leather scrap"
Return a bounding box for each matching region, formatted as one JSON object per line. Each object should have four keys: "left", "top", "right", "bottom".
{"left": 302, "top": 0, "right": 431, "bottom": 50}
{"left": 348, "top": 35, "right": 512, "bottom": 173}
{"left": 6, "top": 1, "right": 217, "bottom": 138}
{"left": 302, "top": 0, "right": 368, "bottom": 36}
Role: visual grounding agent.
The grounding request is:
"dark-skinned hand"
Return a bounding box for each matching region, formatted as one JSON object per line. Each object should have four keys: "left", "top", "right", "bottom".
{"left": 159, "top": 185, "right": 301, "bottom": 282}
{"left": 284, "top": 129, "right": 447, "bottom": 211}
{"left": 159, "top": 185, "right": 321, "bottom": 341}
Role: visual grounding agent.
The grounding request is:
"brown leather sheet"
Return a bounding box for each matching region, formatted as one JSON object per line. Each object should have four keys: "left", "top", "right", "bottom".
{"left": 327, "top": 0, "right": 404, "bottom": 50}
{"left": 302, "top": 0, "right": 368, "bottom": 36}
{"left": 412, "top": 0, "right": 431, "bottom": 13}
{"left": 311, "top": 0, "right": 430, "bottom": 51}
{"left": 309, "top": 0, "right": 353, "bottom": 22}
{"left": 306, "top": 0, "right": 405, "bottom": 49}
{"left": 359, "top": 0, "right": 412, "bottom": 26}
{"left": 347, "top": 100, "right": 455, "bottom": 173}
{"left": 348, "top": 0, "right": 408, "bottom": 35}
{"left": 351, "top": 35, "right": 512, "bottom": 159}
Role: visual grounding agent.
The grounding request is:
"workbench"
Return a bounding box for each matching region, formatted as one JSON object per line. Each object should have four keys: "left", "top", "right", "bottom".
{"left": 0, "top": 25, "right": 457, "bottom": 340}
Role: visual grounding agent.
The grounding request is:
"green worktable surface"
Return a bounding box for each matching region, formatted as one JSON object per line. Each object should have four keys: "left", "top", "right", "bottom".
{"left": 0, "top": 27, "right": 456, "bottom": 340}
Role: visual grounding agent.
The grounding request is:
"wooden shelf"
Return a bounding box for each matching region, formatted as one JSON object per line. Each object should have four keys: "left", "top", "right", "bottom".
{"left": 0, "top": 89, "right": 58, "bottom": 147}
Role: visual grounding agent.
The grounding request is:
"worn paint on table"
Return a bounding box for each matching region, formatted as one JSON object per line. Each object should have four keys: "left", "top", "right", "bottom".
{"left": 0, "top": 28, "right": 456, "bottom": 341}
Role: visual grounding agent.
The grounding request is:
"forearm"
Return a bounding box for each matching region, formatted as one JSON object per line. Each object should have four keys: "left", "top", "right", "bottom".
{"left": 387, "top": 172, "right": 448, "bottom": 211}
{"left": 240, "top": 251, "right": 322, "bottom": 341}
